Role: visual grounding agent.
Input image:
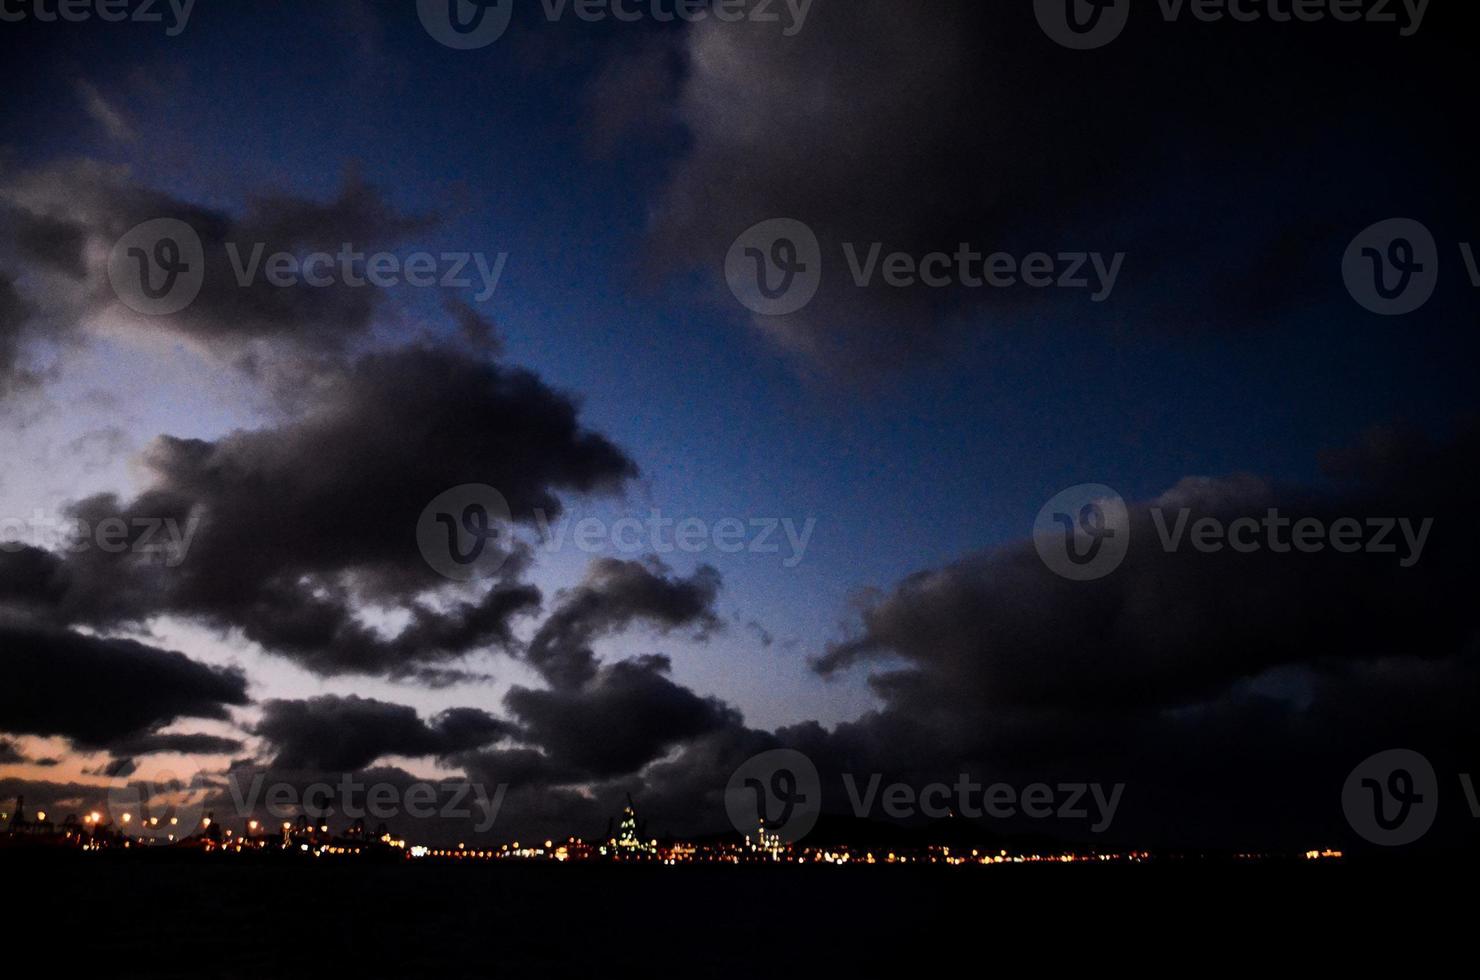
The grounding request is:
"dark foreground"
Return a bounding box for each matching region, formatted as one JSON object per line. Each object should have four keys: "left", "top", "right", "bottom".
{"left": 6, "top": 856, "right": 1468, "bottom": 975}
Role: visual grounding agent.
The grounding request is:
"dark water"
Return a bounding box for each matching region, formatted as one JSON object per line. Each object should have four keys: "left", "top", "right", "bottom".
{"left": 6, "top": 857, "right": 1465, "bottom": 975}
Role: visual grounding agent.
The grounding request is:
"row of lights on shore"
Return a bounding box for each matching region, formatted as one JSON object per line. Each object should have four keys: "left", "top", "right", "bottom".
{"left": 11, "top": 811, "right": 1347, "bottom": 865}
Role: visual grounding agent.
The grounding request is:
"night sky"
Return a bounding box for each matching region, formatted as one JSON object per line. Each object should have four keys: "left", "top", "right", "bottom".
{"left": 1, "top": 0, "right": 1477, "bottom": 852}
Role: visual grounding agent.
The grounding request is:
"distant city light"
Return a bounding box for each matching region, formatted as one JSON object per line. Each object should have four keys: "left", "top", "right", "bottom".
{"left": 2, "top": 795, "right": 1335, "bottom": 870}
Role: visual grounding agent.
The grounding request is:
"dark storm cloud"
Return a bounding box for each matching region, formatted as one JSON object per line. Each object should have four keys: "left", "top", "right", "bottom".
{"left": 456, "top": 735, "right": 755, "bottom": 844}
{"left": 447, "top": 699, "right": 772, "bottom": 843}
{"left": 453, "top": 718, "right": 884, "bottom": 845}
{"left": 255, "top": 695, "right": 514, "bottom": 772}
{"left": 39, "top": 344, "right": 634, "bottom": 677}
{"left": 0, "top": 160, "right": 433, "bottom": 357}
{"left": 0, "top": 738, "right": 25, "bottom": 764}
{"left": 455, "top": 559, "right": 736, "bottom": 792}
{"left": 804, "top": 424, "right": 1480, "bottom": 847}
{"left": 527, "top": 557, "right": 722, "bottom": 689}
{"left": 815, "top": 430, "right": 1471, "bottom": 712}
{"left": 454, "top": 746, "right": 585, "bottom": 793}
{"left": 0, "top": 624, "right": 248, "bottom": 750}
{"left": 639, "top": 1, "right": 1477, "bottom": 370}
{"left": 0, "top": 545, "right": 70, "bottom": 617}
{"left": 0, "top": 272, "right": 41, "bottom": 397}
{"left": 11, "top": 211, "right": 89, "bottom": 279}
{"left": 59, "top": 420, "right": 1464, "bottom": 851}
{"left": 107, "top": 732, "right": 246, "bottom": 758}
{"left": 505, "top": 655, "right": 740, "bottom": 779}
{"left": 98, "top": 731, "right": 247, "bottom": 779}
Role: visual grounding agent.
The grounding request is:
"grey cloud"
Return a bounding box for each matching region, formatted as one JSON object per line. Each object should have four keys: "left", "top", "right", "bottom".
{"left": 0, "top": 623, "right": 249, "bottom": 751}
{"left": 527, "top": 557, "right": 722, "bottom": 690}
{"left": 255, "top": 695, "right": 515, "bottom": 772}
{"left": 34, "top": 344, "right": 635, "bottom": 678}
